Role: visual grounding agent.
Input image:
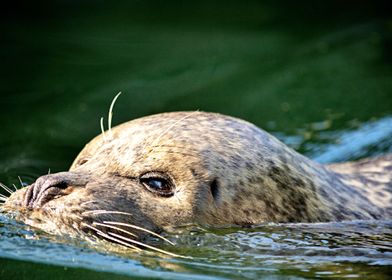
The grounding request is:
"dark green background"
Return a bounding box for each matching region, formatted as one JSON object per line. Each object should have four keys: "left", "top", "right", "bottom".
{"left": 0, "top": 1, "right": 391, "bottom": 279}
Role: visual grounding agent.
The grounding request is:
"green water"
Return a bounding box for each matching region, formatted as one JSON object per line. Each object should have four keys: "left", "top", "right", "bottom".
{"left": 1, "top": 1, "right": 392, "bottom": 279}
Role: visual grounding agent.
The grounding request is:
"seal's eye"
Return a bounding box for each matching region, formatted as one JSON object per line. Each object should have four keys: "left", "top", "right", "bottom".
{"left": 140, "top": 173, "right": 174, "bottom": 197}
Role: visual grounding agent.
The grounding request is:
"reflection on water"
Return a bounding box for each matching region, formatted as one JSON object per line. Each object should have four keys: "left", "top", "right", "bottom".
{"left": 274, "top": 116, "right": 392, "bottom": 163}
{"left": 0, "top": 215, "right": 391, "bottom": 279}
{"left": 312, "top": 116, "right": 392, "bottom": 163}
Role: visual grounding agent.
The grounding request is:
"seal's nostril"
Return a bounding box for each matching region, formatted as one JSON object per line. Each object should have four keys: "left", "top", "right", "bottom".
{"left": 24, "top": 177, "right": 72, "bottom": 209}
{"left": 24, "top": 183, "right": 35, "bottom": 208}
{"left": 52, "top": 182, "right": 68, "bottom": 190}
{"left": 36, "top": 183, "right": 71, "bottom": 207}
{"left": 21, "top": 171, "right": 88, "bottom": 209}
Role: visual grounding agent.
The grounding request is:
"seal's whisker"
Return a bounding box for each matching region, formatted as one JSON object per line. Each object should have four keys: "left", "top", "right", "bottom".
{"left": 145, "top": 111, "right": 199, "bottom": 156}
{"left": 80, "top": 200, "right": 98, "bottom": 207}
{"left": 0, "top": 193, "right": 8, "bottom": 199}
{"left": 82, "top": 210, "right": 174, "bottom": 245}
{"left": 18, "top": 176, "right": 24, "bottom": 187}
{"left": 93, "top": 222, "right": 138, "bottom": 238}
{"left": 100, "top": 117, "right": 107, "bottom": 142}
{"left": 48, "top": 168, "right": 51, "bottom": 175}
{"left": 82, "top": 210, "right": 133, "bottom": 216}
{"left": 108, "top": 91, "right": 122, "bottom": 136}
{"left": 82, "top": 222, "right": 141, "bottom": 251}
{"left": 0, "top": 197, "right": 7, "bottom": 202}
{"left": 146, "top": 149, "right": 199, "bottom": 159}
{"left": 12, "top": 184, "right": 18, "bottom": 191}
{"left": 99, "top": 92, "right": 122, "bottom": 142}
{"left": 97, "top": 231, "right": 141, "bottom": 251}
{"left": 103, "top": 221, "right": 175, "bottom": 246}
{"left": 107, "top": 231, "right": 187, "bottom": 258}
{"left": 18, "top": 177, "right": 26, "bottom": 188}
{"left": 0, "top": 183, "right": 13, "bottom": 195}
{"left": 149, "top": 144, "right": 200, "bottom": 153}
{"left": 82, "top": 222, "right": 105, "bottom": 235}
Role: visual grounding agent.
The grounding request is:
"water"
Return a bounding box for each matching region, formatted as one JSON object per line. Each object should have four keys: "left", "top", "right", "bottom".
{"left": 1, "top": 1, "right": 392, "bottom": 279}
{"left": 1, "top": 216, "right": 391, "bottom": 279}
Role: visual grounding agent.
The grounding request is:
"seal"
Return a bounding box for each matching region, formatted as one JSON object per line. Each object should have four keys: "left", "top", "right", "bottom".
{"left": 1, "top": 111, "right": 392, "bottom": 249}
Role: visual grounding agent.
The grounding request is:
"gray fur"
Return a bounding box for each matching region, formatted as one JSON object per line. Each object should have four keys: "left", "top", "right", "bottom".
{"left": 3, "top": 112, "right": 392, "bottom": 241}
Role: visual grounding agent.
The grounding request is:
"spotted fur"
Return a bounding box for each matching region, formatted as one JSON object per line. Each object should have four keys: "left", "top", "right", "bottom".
{"left": 3, "top": 112, "right": 391, "bottom": 242}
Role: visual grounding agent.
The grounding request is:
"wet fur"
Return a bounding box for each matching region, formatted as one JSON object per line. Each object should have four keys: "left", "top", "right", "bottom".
{"left": 2, "top": 112, "right": 392, "bottom": 246}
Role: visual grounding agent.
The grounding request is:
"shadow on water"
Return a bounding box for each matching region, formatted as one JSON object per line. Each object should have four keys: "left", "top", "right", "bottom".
{"left": 0, "top": 0, "right": 391, "bottom": 279}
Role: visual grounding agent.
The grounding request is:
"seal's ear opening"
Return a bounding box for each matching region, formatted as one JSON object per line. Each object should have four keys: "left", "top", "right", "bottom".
{"left": 210, "top": 179, "right": 219, "bottom": 201}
